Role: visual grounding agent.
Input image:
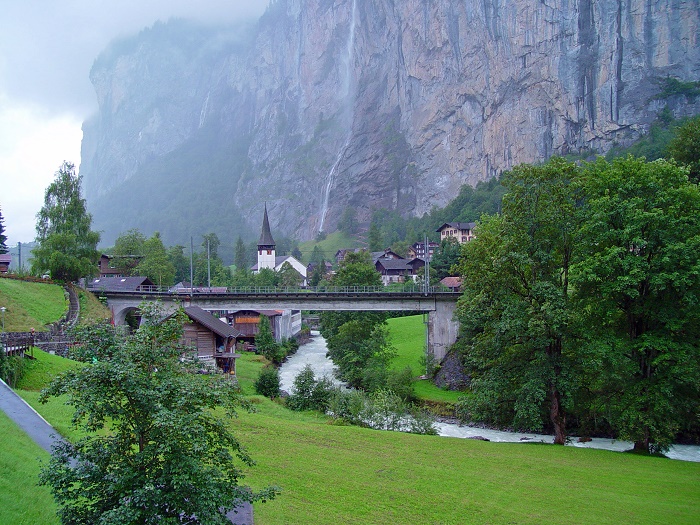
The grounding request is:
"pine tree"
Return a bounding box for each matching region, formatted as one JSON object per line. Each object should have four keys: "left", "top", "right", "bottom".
{"left": 0, "top": 205, "right": 7, "bottom": 254}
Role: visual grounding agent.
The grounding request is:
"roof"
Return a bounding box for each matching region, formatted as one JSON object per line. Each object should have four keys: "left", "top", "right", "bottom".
{"left": 375, "top": 258, "right": 412, "bottom": 271}
{"left": 251, "top": 255, "right": 305, "bottom": 272}
{"left": 258, "top": 203, "right": 276, "bottom": 247}
{"left": 87, "top": 276, "right": 155, "bottom": 292}
{"left": 184, "top": 306, "right": 241, "bottom": 338}
{"left": 231, "top": 309, "right": 283, "bottom": 317}
{"left": 436, "top": 222, "right": 476, "bottom": 232}
{"left": 440, "top": 276, "right": 462, "bottom": 289}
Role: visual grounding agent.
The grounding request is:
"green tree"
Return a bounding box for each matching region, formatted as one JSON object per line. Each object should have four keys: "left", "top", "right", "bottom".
{"left": 0, "top": 205, "right": 8, "bottom": 254}
{"left": 32, "top": 162, "right": 100, "bottom": 282}
{"left": 367, "top": 220, "right": 382, "bottom": 252}
{"left": 166, "top": 244, "right": 189, "bottom": 284}
{"left": 456, "top": 158, "right": 581, "bottom": 444}
{"left": 338, "top": 206, "right": 358, "bottom": 235}
{"left": 277, "top": 261, "right": 302, "bottom": 288}
{"left": 136, "top": 232, "right": 176, "bottom": 287}
{"left": 429, "top": 238, "right": 461, "bottom": 281}
{"left": 234, "top": 236, "right": 247, "bottom": 270}
{"left": 326, "top": 320, "right": 396, "bottom": 390}
{"left": 667, "top": 115, "right": 700, "bottom": 183}
{"left": 39, "top": 303, "right": 277, "bottom": 524}
{"left": 309, "top": 245, "right": 325, "bottom": 266}
{"left": 254, "top": 366, "right": 281, "bottom": 398}
{"left": 256, "top": 314, "right": 282, "bottom": 364}
{"left": 286, "top": 364, "right": 334, "bottom": 412}
{"left": 112, "top": 228, "right": 146, "bottom": 275}
{"left": 319, "top": 250, "right": 385, "bottom": 340}
{"left": 252, "top": 268, "right": 278, "bottom": 288}
{"left": 573, "top": 156, "right": 700, "bottom": 453}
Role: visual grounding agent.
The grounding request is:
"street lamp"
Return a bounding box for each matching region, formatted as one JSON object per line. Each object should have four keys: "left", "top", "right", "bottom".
{"left": 1, "top": 306, "right": 6, "bottom": 334}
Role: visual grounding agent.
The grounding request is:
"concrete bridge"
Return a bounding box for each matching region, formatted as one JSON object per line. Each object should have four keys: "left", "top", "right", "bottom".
{"left": 98, "top": 286, "right": 461, "bottom": 362}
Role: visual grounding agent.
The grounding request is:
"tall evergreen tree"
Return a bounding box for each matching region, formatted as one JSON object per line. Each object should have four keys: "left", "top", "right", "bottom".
{"left": 234, "top": 236, "right": 247, "bottom": 270}
{"left": 0, "top": 205, "right": 8, "bottom": 254}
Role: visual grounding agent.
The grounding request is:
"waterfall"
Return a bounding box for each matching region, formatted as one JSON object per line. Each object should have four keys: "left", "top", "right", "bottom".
{"left": 318, "top": 0, "right": 357, "bottom": 233}
{"left": 199, "top": 91, "right": 210, "bottom": 128}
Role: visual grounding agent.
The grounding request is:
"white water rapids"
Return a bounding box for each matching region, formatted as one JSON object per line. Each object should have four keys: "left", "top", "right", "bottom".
{"left": 279, "top": 332, "right": 700, "bottom": 462}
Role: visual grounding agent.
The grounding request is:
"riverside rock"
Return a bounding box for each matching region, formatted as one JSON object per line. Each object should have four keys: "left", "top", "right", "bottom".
{"left": 81, "top": 0, "right": 700, "bottom": 244}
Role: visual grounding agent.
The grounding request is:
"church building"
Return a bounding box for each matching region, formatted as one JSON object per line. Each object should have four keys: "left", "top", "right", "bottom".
{"left": 251, "top": 204, "right": 308, "bottom": 285}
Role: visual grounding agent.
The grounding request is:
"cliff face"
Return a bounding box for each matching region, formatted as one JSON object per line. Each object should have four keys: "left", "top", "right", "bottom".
{"left": 81, "top": 0, "right": 700, "bottom": 244}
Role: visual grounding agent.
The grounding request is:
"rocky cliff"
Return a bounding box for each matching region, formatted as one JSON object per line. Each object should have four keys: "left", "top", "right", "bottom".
{"left": 81, "top": 0, "right": 700, "bottom": 245}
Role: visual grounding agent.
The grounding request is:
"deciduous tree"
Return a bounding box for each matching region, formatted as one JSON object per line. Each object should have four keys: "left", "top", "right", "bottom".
{"left": 456, "top": 158, "right": 582, "bottom": 444}
{"left": 573, "top": 156, "right": 700, "bottom": 453}
{"left": 32, "top": 162, "right": 100, "bottom": 282}
{"left": 39, "top": 303, "right": 277, "bottom": 524}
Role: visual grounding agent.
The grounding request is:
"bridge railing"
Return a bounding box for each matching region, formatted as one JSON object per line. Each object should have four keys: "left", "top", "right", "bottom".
{"left": 122, "top": 284, "right": 457, "bottom": 295}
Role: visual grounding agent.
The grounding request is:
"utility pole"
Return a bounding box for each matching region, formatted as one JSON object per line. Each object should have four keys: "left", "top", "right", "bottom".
{"left": 190, "top": 236, "right": 194, "bottom": 300}
{"left": 207, "top": 237, "right": 211, "bottom": 288}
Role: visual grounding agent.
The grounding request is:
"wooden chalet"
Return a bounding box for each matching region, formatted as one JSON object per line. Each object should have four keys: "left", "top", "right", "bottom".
{"left": 182, "top": 306, "right": 242, "bottom": 374}
{"left": 97, "top": 254, "right": 142, "bottom": 278}
{"left": 225, "top": 309, "right": 284, "bottom": 344}
{"left": 0, "top": 253, "right": 10, "bottom": 274}
{"left": 374, "top": 257, "right": 425, "bottom": 285}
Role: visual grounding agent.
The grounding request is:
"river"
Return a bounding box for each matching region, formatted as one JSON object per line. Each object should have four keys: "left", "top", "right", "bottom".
{"left": 279, "top": 332, "right": 700, "bottom": 463}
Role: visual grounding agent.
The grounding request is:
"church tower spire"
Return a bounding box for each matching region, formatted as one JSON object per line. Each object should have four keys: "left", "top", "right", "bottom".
{"left": 257, "top": 203, "right": 276, "bottom": 271}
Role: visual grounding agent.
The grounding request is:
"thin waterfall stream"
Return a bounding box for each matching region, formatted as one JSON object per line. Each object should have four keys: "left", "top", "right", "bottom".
{"left": 318, "top": 0, "right": 357, "bottom": 233}
{"left": 279, "top": 332, "right": 700, "bottom": 462}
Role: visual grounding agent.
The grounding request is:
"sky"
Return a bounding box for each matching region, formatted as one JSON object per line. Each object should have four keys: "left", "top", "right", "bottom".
{"left": 0, "top": 0, "right": 268, "bottom": 246}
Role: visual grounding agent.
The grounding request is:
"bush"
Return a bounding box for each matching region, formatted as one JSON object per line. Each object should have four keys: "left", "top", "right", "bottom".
{"left": 286, "top": 364, "right": 334, "bottom": 412}
{"left": 254, "top": 366, "right": 281, "bottom": 399}
{"left": 0, "top": 350, "right": 28, "bottom": 388}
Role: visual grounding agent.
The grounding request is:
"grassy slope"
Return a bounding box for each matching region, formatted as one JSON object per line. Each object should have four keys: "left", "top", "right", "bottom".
{"left": 297, "top": 231, "right": 360, "bottom": 265}
{"left": 0, "top": 411, "right": 59, "bottom": 525}
{"left": 76, "top": 287, "right": 112, "bottom": 325}
{"left": 0, "top": 278, "right": 67, "bottom": 331}
{"left": 387, "top": 314, "right": 463, "bottom": 403}
{"left": 15, "top": 349, "right": 700, "bottom": 525}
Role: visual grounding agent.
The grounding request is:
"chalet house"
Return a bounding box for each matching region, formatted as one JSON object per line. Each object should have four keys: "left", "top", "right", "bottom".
{"left": 251, "top": 205, "right": 307, "bottom": 285}
{"left": 439, "top": 276, "right": 462, "bottom": 292}
{"left": 0, "top": 253, "right": 10, "bottom": 274}
{"left": 182, "top": 306, "right": 241, "bottom": 374}
{"left": 224, "top": 309, "right": 301, "bottom": 344}
{"left": 375, "top": 257, "right": 425, "bottom": 285}
{"left": 97, "top": 254, "right": 142, "bottom": 278}
{"left": 407, "top": 241, "right": 439, "bottom": 261}
{"left": 335, "top": 248, "right": 364, "bottom": 265}
{"left": 371, "top": 249, "right": 403, "bottom": 263}
{"left": 306, "top": 261, "right": 333, "bottom": 278}
{"left": 87, "top": 276, "right": 155, "bottom": 292}
{"left": 436, "top": 222, "right": 476, "bottom": 244}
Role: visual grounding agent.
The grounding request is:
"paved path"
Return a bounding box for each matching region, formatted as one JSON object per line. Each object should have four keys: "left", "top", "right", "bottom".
{"left": 0, "top": 377, "right": 254, "bottom": 524}
{"left": 0, "top": 378, "right": 59, "bottom": 453}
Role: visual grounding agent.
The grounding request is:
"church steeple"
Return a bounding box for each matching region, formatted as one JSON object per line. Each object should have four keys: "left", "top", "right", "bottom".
{"left": 258, "top": 203, "right": 276, "bottom": 248}
{"left": 257, "top": 203, "right": 276, "bottom": 271}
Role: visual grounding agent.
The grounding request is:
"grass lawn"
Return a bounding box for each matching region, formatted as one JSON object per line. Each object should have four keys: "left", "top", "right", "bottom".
{"left": 0, "top": 411, "right": 59, "bottom": 525}
{"left": 10, "top": 327, "right": 700, "bottom": 525}
{"left": 387, "top": 314, "right": 463, "bottom": 404}
{"left": 0, "top": 278, "right": 67, "bottom": 331}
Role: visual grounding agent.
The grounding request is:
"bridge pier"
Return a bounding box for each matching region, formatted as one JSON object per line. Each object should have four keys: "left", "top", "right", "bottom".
{"left": 427, "top": 300, "right": 459, "bottom": 363}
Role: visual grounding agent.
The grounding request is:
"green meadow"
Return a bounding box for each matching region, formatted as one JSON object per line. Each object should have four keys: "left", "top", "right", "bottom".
{"left": 2, "top": 283, "right": 699, "bottom": 524}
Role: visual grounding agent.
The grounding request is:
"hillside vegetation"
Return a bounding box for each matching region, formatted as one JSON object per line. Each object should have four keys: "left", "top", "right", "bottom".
{"left": 10, "top": 348, "right": 700, "bottom": 525}
{"left": 0, "top": 278, "right": 67, "bottom": 331}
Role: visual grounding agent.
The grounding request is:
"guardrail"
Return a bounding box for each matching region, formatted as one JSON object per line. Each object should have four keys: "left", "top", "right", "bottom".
{"left": 93, "top": 284, "right": 458, "bottom": 295}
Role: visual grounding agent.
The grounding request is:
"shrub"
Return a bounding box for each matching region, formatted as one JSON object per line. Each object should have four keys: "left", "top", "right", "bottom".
{"left": 254, "top": 366, "right": 281, "bottom": 399}
{"left": 286, "top": 364, "right": 334, "bottom": 412}
{"left": 0, "top": 350, "right": 28, "bottom": 388}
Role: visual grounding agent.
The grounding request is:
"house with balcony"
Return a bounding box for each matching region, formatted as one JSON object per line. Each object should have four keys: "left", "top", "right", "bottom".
{"left": 436, "top": 222, "right": 477, "bottom": 244}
